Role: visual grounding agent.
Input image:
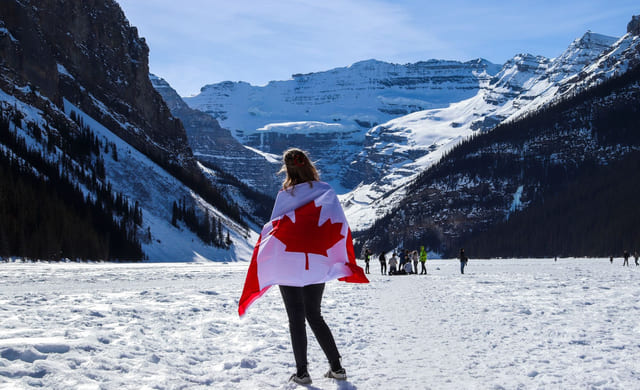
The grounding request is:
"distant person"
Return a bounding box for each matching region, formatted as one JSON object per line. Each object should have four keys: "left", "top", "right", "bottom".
{"left": 404, "top": 259, "right": 413, "bottom": 274}
{"left": 363, "top": 248, "right": 372, "bottom": 274}
{"left": 635, "top": 251, "right": 639, "bottom": 266}
{"left": 399, "top": 249, "right": 406, "bottom": 269}
{"left": 379, "top": 252, "right": 387, "bottom": 275}
{"left": 388, "top": 253, "right": 398, "bottom": 275}
{"left": 411, "top": 250, "right": 419, "bottom": 275}
{"left": 459, "top": 248, "right": 468, "bottom": 274}
{"left": 419, "top": 246, "right": 428, "bottom": 275}
{"left": 610, "top": 255, "right": 613, "bottom": 264}
{"left": 623, "top": 250, "right": 630, "bottom": 266}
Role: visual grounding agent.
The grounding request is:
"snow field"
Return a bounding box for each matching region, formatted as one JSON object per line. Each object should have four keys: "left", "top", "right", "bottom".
{"left": 0, "top": 259, "right": 638, "bottom": 389}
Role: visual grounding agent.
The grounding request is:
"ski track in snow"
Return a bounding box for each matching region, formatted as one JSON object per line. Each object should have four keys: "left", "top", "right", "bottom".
{"left": 0, "top": 259, "right": 638, "bottom": 389}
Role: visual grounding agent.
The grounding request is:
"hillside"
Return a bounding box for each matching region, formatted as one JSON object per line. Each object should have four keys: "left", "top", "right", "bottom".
{"left": 0, "top": 0, "right": 255, "bottom": 261}
{"left": 357, "top": 61, "right": 640, "bottom": 257}
{"left": 185, "top": 58, "right": 500, "bottom": 193}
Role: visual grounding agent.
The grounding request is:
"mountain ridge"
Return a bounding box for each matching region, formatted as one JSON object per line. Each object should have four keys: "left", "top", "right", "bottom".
{"left": 0, "top": 0, "right": 256, "bottom": 261}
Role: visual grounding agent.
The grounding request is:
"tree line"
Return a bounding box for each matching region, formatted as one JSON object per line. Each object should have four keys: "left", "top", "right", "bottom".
{"left": 356, "top": 62, "right": 640, "bottom": 258}
{"left": 0, "top": 104, "right": 143, "bottom": 261}
{"left": 171, "top": 199, "right": 232, "bottom": 248}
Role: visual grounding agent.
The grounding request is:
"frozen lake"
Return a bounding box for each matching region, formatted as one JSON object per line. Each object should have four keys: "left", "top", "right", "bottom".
{"left": 0, "top": 258, "right": 638, "bottom": 389}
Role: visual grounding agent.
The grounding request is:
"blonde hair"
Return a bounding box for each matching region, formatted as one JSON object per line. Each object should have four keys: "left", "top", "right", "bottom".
{"left": 279, "top": 148, "right": 319, "bottom": 191}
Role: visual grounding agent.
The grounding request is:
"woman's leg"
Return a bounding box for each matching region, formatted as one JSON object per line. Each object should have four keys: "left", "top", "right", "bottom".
{"left": 302, "top": 283, "right": 342, "bottom": 370}
{"left": 279, "top": 285, "right": 308, "bottom": 375}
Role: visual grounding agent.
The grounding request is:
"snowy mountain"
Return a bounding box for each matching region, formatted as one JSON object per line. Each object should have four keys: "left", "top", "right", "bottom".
{"left": 358, "top": 28, "right": 640, "bottom": 257}
{"left": 184, "top": 58, "right": 500, "bottom": 193}
{"left": 150, "top": 75, "right": 281, "bottom": 198}
{"left": 343, "top": 31, "right": 621, "bottom": 230}
{"left": 181, "top": 16, "right": 638, "bottom": 257}
{"left": 0, "top": 0, "right": 256, "bottom": 262}
{"left": 183, "top": 30, "right": 626, "bottom": 232}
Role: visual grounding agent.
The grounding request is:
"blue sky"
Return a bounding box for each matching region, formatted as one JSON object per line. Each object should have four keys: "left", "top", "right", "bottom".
{"left": 116, "top": 0, "right": 638, "bottom": 96}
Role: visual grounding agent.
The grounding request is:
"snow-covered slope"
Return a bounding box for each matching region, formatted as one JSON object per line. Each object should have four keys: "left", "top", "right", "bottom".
{"left": 185, "top": 59, "right": 500, "bottom": 193}
{"left": 183, "top": 30, "right": 628, "bottom": 232}
{"left": 563, "top": 31, "right": 640, "bottom": 94}
{"left": 62, "top": 99, "right": 257, "bottom": 262}
{"left": 0, "top": 0, "right": 258, "bottom": 262}
{"left": 342, "top": 31, "right": 622, "bottom": 230}
{"left": 0, "top": 87, "right": 256, "bottom": 261}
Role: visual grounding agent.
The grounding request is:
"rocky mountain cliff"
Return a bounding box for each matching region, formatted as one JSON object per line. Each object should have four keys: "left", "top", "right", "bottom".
{"left": 0, "top": 0, "right": 191, "bottom": 170}
{"left": 359, "top": 61, "right": 640, "bottom": 257}
{"left": 356, "top": 22, "right": 640, "bottom": 257}
{"left": 185, "top": 58, "right": 500, "bottom": 193}
{"left": 342, "top": 31, "right": 620, "bottom": 230}
{"left": 150, "top": 75, "right": 281, "bottom": 196}
{"left": 0, "top": 0, "right": 255, "bottom": 261}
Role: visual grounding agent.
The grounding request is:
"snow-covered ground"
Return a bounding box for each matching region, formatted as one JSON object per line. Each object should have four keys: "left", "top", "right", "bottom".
{"left": 1, "top": 258, "right": 638, "bottom": 389}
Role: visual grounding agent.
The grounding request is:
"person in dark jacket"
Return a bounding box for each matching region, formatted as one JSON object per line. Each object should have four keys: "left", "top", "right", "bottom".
{"left": 363, "top": 248, "right": 372, "bottom": 274}
{"left": 398, "top": 249, "right": 406, "bottom": 269}
{"left": 379, "top": 252, "right": 387, "bottom": 275}
{"left": 623, "top": 250, "right": 630, "bottom": 266}
{"left": 459, "top": 248, "right": 468, "bottom": 274}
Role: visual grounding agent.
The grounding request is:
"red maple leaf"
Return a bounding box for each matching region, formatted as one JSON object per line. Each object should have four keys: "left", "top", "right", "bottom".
{"left": 271, "top": 201, "right": 345, "bottom": 270}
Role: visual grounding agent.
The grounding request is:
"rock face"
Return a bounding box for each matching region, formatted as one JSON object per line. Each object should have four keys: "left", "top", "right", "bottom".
{"left": 342, "top": 31, "right": 625, "bottom": 231}
{"left": 150, "top": 75, "right": 281, "bottom": 195}
{"left": 628, "top": 15, "right": 640, "bottom": 36}
{"left": 0, "top": 0, "right": 256, "bottom": 261}
{"left": 0, "top": 0, "right": 193, "bottom": 171}
{"left": 361, "top": 65, "right": 640, "bottom": 256}
{"left": 185, "top": 59, "right": 501, "bottom": 192}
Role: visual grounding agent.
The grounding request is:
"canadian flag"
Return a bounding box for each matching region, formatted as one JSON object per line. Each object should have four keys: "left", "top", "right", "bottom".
{"left": 239, "top": 181, "right": 369, "bottom": 316}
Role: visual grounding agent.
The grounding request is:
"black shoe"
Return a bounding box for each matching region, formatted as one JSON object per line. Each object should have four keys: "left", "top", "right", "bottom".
{"left": 324, "top": 368, "right": 347, "bottom": 380}
{"left": 289, "top": 372, "right": 312, "bottom": 385}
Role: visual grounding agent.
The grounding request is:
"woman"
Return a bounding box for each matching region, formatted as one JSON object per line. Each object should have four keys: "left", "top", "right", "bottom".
{"left": 239, "top": 148, "right": 368, "bottom": 385}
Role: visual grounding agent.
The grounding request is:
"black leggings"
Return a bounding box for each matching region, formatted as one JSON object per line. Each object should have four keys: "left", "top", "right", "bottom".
{"left": 279, "top": 283, "right": 341, "bottom": 374}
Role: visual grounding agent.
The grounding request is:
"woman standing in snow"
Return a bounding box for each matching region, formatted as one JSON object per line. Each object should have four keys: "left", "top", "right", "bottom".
{"left": 273, "top": 148, "right": 365, "bottom": 385}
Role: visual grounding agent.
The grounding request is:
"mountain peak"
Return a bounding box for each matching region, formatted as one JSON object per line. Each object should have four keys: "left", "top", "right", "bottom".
{"left": 571, "top": 31, "right": 617, "bottom": 50}
{"left": 628, "top": 15, "right": 640, "bottom": 36}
